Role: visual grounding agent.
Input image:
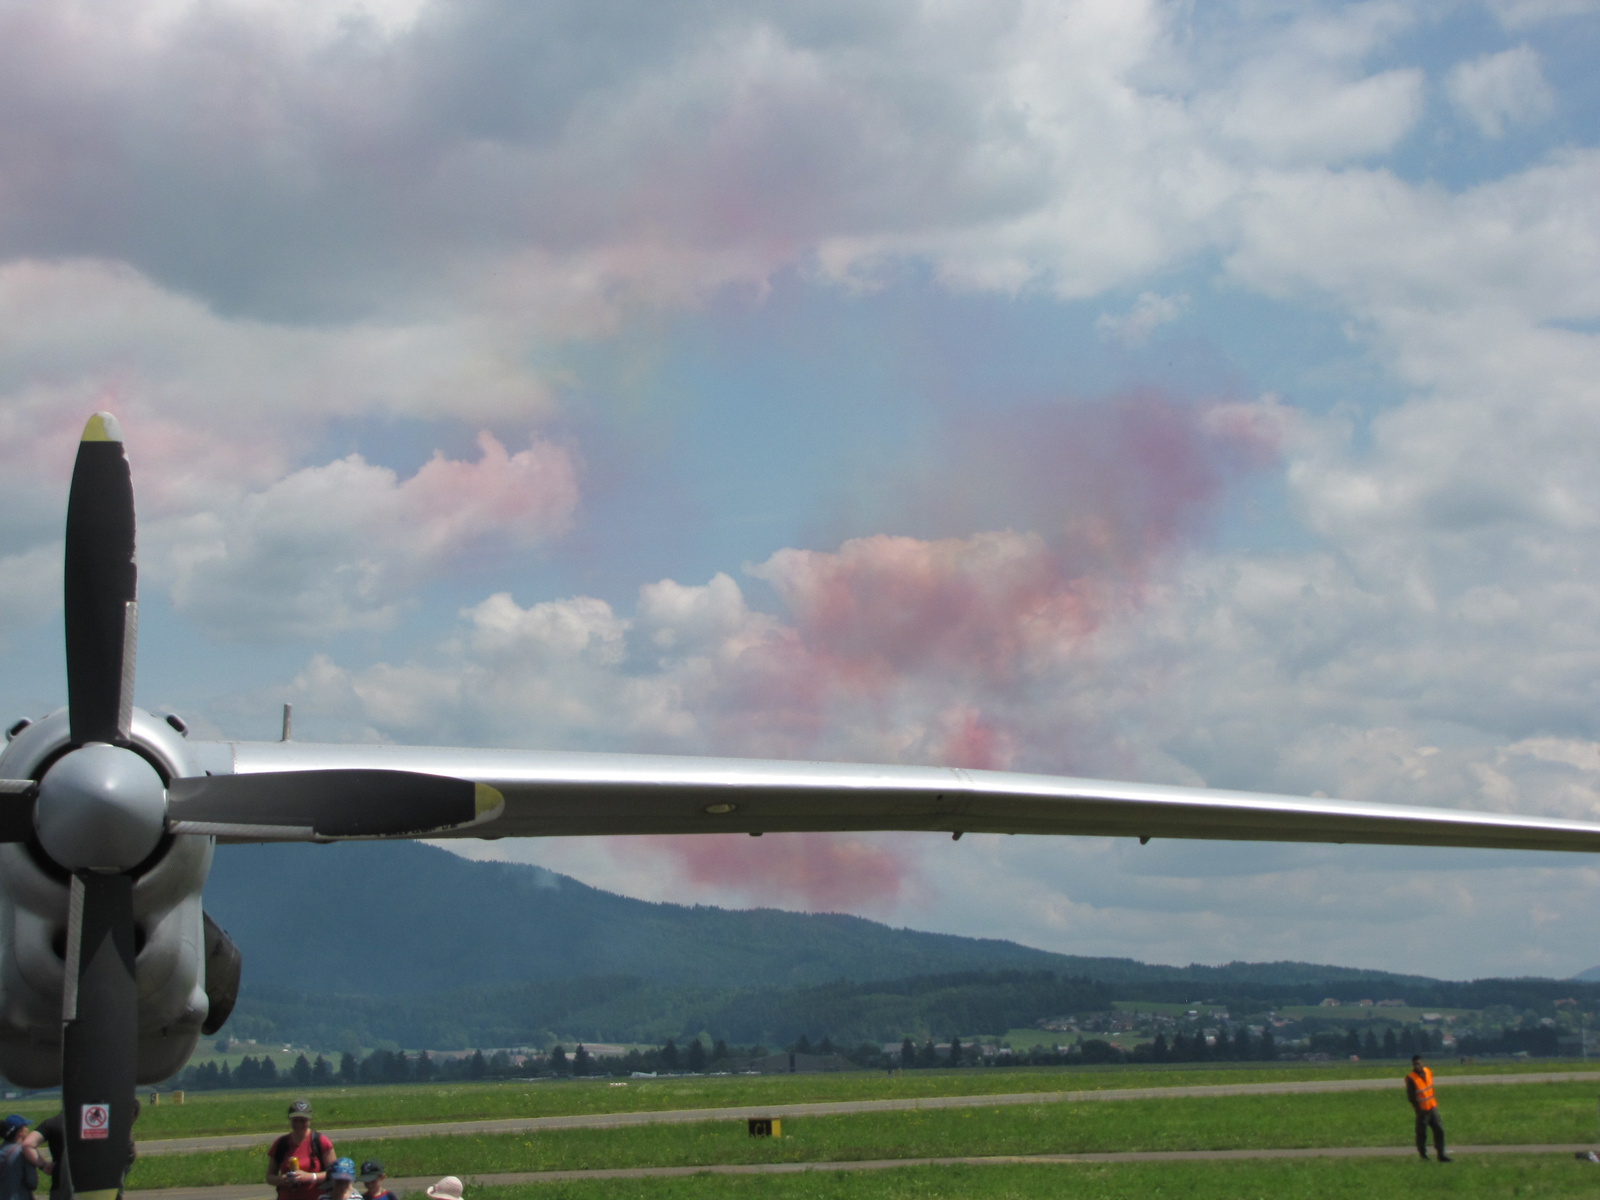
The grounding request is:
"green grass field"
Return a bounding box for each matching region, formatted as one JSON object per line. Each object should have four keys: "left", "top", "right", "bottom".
{"left": 129, "top": 1058, "right": 1600, "bottom": 1141}
{"left": 125, "top": 1078, "right": 1600, "bottom": 1190}
{"left": 462, "top": 1158, "right": 1600, "bottom": 1200}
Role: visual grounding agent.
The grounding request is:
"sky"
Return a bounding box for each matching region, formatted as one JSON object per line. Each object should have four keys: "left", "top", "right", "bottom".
{"left": 2, "top": 0, "right": 1600, "bottom": 981}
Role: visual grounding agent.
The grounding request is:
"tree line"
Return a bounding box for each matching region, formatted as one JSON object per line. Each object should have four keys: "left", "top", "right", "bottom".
{"left": 172, "top": 1039, "right": 778, "bottom": 1090}
{"left": 220, "top": 970, "right": 1115, "bottom": 1052}
{"left": 182, "top": 1049, "right": 482, "bottom": 1090}
{"left": 219, "top": 964, "right": 1600, "bottom": 1055}
{"left": 165, "top": 1017, "right": 1524, "bottom": 1090}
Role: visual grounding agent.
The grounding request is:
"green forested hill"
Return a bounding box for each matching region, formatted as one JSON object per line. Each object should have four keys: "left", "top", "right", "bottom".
{"left": 205, "top": 841, "right": 1436, "bottom": 996}
{"left": 206, "top": 841, "right": 1582, "bottom": 1052}
{"left": 206, "top": 841, "right": 1085, "bottom": 992}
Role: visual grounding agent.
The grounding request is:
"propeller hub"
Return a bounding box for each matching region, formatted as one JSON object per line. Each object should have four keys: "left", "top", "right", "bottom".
{"left": 35, "top": 744, "right": 166, "bottom": 872}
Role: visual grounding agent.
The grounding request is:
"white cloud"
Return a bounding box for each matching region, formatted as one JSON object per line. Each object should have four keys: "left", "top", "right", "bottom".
{"left": 0, "top": 259, "right": 563, "bottom": 517}
{"left": 0, "top": 259, "right": 581, "bottom": 639}
{"left": 149, "top": 433, "right": 578, "bottom": 639}
{"left": 1227, "top": 153, "right": 1600, "bottom": 321}
{"left": 1096, "top": 291, "right": 1187, "bottom": 344}
{"left": 0, "top": 544, "right": 62, "bottom": 648}
{"left": 1446, "top": 45, "right": 1557, "bottom": 138}
{"left": 1213, "top": 66, "right": 1424, "bottom": 167}
{"left": 0, "top": 259, "right": 559, "bottom": 427}
{"left": 0, "top": 0, "right": 1458, "bottom": 322}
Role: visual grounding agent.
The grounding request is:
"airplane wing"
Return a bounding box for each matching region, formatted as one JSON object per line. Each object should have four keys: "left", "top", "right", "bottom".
{"left": 219, "top": 740, "right": 1600, "bottom": 852}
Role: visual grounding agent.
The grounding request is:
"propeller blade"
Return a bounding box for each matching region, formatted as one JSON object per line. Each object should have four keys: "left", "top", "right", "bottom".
{"left": 0, "top": 780, "right": 36, "bottom": 842}
{"left": 59, "top": 872, "right": 138, "bottom": 1200}
{"left": 64, "top": 413, "right": 138, "bottom": 747}
{"left": 165, "top": 769, "right": 504, "bottom": 840}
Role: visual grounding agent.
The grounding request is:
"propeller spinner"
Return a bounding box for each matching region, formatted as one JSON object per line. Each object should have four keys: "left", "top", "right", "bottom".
{"left": 0, "top": 416, "right": 503, "bottom": 1198}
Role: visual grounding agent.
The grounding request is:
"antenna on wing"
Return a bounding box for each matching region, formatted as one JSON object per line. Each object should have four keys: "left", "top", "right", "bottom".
{"left": 281, "top": 703, "right": 292, "bottom": 742}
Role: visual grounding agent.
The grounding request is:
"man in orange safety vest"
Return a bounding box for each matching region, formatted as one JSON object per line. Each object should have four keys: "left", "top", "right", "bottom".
{"left": 1405, "top": 1055, "right": 1450, "bottom": 1161}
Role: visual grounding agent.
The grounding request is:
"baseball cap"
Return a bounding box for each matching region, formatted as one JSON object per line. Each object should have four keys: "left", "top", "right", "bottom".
{"left": 2, "top": 1115, "right": 28, "bottom": 1130}
{"left": 329, "top": 1158, "right": 357, "bottom": 1182}
{"left": 359, "top": 1161, "right": 385, "bottom": 1182}
{"left": 287, "top": 1099, "right": 313, "bottom": 1119}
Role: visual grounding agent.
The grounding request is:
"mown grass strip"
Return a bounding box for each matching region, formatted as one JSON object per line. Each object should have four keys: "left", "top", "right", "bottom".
{"left": 129, "top": 1059, "right": 1599, "bottom": 1140}
{"left": 126, "top": 1079, "right": 1600, "bottom": 1190}
{"left": 457, "top": 1157, "right": 1600, "bottom": 1200}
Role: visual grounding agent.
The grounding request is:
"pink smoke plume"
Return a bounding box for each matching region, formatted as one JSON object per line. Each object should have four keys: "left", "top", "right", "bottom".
{"left": 401, "top": 430, "right": 580, "bottom": 558}
{"left": 610, "top": 832, "right": 913, "bottom": 912}
{"left": 931, "top": 705, "right": 1015, "bottom": 771}
{"left": 907, "top": 389, "right": 1285, "bottom": 573}
{"left": 745, "top": 391, "right": 1285, "bottom": 695}
{"left": 608, "top": 391, "right": 1283, "bottom": 907}
{"left": 753, "top": 529, "right": 1090, "bottom": 690}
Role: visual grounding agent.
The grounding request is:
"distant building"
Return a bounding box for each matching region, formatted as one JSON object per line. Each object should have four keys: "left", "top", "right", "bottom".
{"left": 730, "top": 1052, "right": 857, "bottom": 1074}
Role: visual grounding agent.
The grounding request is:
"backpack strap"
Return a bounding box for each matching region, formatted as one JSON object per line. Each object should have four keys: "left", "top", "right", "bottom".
{"left": 272, "top": 1134, "right": 297, "bottom": 1171}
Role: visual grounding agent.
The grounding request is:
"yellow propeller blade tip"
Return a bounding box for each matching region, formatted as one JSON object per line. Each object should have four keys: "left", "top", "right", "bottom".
{"left": 81, "top": 412, "right": 123, "bottom": 443}
{"left": 475, "top": 782, "right": 505, "bottom": 819}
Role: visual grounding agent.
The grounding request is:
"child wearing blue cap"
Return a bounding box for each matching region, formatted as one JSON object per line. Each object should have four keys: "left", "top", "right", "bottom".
{"left": 0, "top": 1115, "right": 43, "bottom": 1200}
{"left": 319, "top": 1157, "right": 358, "bottom": 1200}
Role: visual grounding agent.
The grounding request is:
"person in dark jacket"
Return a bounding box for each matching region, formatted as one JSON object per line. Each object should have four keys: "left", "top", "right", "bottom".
{"left": 31, "top": 1100, "right": 139, "bottom": 1200}
{"left": 29, "top": 1115, "right": 59, "bottom": 1200}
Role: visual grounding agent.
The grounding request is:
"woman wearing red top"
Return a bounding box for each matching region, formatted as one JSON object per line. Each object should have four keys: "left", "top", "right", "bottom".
{"left": 267, "top": 1100, "right": 337, "bottom": 1200}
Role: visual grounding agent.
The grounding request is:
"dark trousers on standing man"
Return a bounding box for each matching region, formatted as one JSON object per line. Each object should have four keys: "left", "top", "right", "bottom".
{"left": 1415, "top": 1107, "right": 1446, "bottom": 1159}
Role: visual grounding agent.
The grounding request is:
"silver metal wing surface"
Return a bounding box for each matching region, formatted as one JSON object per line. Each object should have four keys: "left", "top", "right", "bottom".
{"left": 225, "top": 740, "right": 1600, "bottom": 852}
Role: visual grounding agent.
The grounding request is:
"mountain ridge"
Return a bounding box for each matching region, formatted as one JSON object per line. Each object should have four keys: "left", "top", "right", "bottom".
{"left": 203, "top": 842, "right": 1597, "bottom": 1051}
{"left": 209, "top": 841, "right": 1453, "bottom": 995}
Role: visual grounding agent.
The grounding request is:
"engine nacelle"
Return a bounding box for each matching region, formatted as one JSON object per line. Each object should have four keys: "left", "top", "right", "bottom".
{"left": 0, "top": 707, "right": 219, "bottom": 1086}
